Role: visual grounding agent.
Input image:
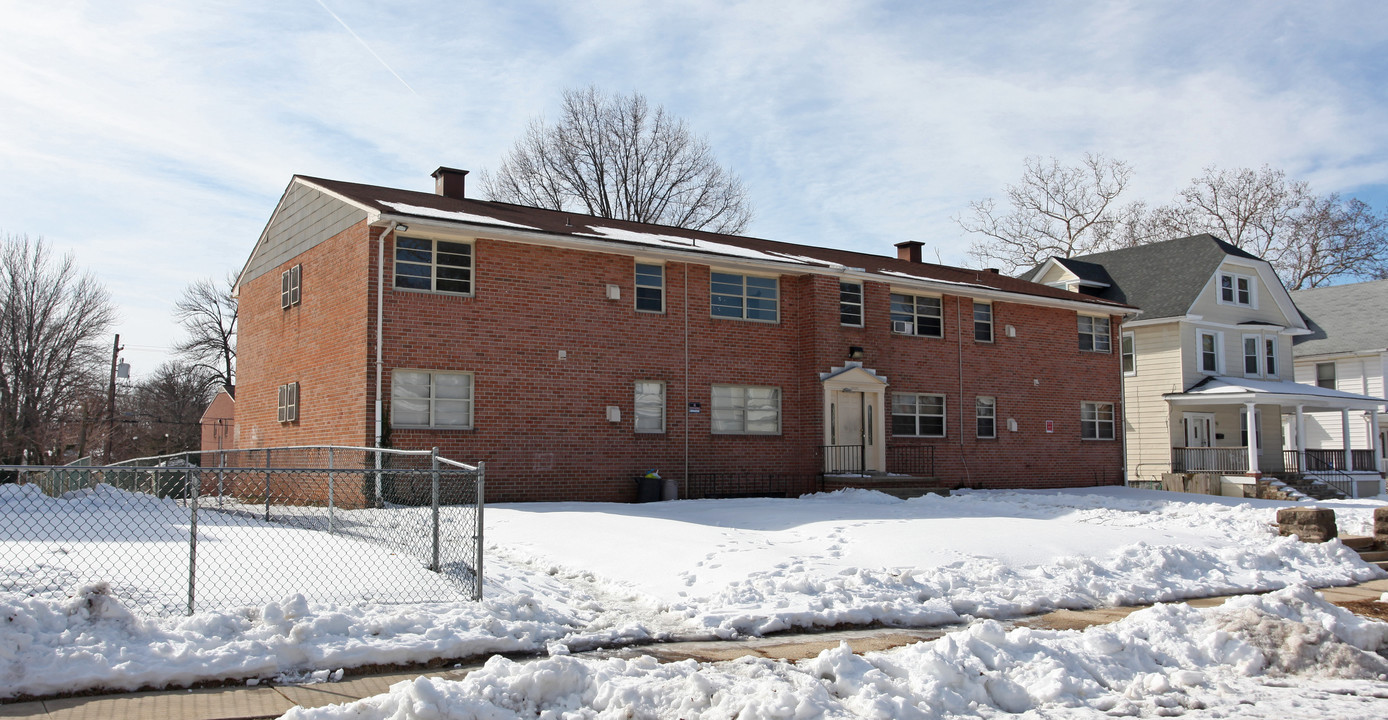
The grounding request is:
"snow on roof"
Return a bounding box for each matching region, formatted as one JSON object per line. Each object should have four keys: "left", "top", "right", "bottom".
{"left": 381, "top": 201, "right": 539, "bottom": 230}
{"left": 579, "top": 226, "right": 833, "bottom": 267}
{"left": 879, "top": 270, "right": 989, "bottom": 289}
{"left": 1173, "top": 376, "right": 1384, "bottom": 404}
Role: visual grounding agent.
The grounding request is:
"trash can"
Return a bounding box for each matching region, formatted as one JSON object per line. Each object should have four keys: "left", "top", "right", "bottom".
{"left": 635, "top": 476, "right": 662, "bottom": 502}
{"left": 661, "top": 476, "right": 678, "bottom": 501}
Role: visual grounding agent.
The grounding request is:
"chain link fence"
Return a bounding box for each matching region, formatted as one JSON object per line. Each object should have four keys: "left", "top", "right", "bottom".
{"left": 0, "top": 447, "right": 483, "bottom": 617}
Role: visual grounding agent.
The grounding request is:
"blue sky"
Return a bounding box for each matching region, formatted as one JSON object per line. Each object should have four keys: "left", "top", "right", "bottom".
{"left": 2, "top": 0, "right": 1386, "bottom": 375}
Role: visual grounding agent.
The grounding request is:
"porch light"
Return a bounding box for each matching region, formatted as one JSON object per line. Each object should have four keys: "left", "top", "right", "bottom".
{"left": 848, "top": 346, "right": 865, "bottom": 360}
{"left": 396, "top": 223, "right": 410, "bottom": 232}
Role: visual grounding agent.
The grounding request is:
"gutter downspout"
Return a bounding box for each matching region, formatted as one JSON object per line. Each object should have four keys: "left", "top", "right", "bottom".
{"left": 375, "top": 221, "right": 397, "bottom": 450}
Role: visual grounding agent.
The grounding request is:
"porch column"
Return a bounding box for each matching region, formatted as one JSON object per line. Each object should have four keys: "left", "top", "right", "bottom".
{"left": 1372, "top": 410, "right": 1383, "bottom": 473}
{"left": 1245, "top": 401, "right": 1259, "bottom": 474}
{"left": 1342, "top": 408, "right": 1352, "bottom": 471}
{"left": 1295, "top": 405, "right": 1307, "bottom": 473}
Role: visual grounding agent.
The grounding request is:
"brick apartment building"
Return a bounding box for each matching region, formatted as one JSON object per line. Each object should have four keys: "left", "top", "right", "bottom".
{"left": 229, "top": 167, "right": 1133, "bottom": 502}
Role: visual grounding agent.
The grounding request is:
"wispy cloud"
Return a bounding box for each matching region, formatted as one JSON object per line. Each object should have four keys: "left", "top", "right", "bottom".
{"left": 0, "top": 0, "right": 1385, "bottom": 372}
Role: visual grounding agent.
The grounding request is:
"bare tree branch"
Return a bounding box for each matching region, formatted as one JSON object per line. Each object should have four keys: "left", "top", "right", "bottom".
{"left": 172, "top": 274, "right": 236, "bottom": 392}
{"left": 482, "top": 86, "right": 754, "bottom": 235}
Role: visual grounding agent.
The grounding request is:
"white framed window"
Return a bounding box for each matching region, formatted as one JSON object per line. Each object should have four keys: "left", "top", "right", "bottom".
{"left": 1316, "top": 362, "right": 1336, "bottom": 389}
{"left": 634, "top": 381, "right": 665, "bottom": 433}
{"left": 394, "top": 236, "right": 473, "bottom": 294}
{"left": 635, "top": 263, "right": 664, "bottom": 313}
{"left": 1197, "top": 329, "right": 1222, "bottom": 374}
{"left": 710, "top": 272, "right": 778, "bottom": 322}
{"left": 391, "top": 370, "right": 474, "bottom": 428}
{"left": 976, "top": 396, "right": 996, "bottom": 439}
{"left": 973, "top": 302, "right": 993, "bottom": 342}
{"left": 840, "top": 282, "right": 863, "bottom": 326}
{"left": 1218, "top": 272, "right": 1255, "bottom": 307}
{"left": 1081, "top": 401, "right": 1115, "bottom": 440}
{"left": 711, "top": 385, "right": 780, "bottom": 434}
{"left": 276, "top": 382, "right": 299, "bottom": 423}
{"left": 1121, "top": 332, "right": 1136, "bottom": 375}
{"left": 1078, "top": 315, "right": 1110, "bottom": 352}
{"left": 1264, "top": 337, "right": 1277, "bottom": 378}
{"left": 1242, "top": 334, "right": 1262, "bottom": 376}
{"left": 892, "top": 393, "right": 945, "bottom": 437}
{"left": 281, "top": 264, "right": 301, "bottom": 309}
{"left": 890, "top": 294, "right": 942, "bottom": 337}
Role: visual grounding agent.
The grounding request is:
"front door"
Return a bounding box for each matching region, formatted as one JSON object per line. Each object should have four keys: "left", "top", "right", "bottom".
{"left": 1184, "top": 412, "right": 1214, "bottom": 448}
{"left": 828, "top": 389, "right": 878, "bottom": 472}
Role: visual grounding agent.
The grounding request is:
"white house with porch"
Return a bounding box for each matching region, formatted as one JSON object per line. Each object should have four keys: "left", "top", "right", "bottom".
{"left": 1024, "top": 234, "right": 1386, "bottom": 498}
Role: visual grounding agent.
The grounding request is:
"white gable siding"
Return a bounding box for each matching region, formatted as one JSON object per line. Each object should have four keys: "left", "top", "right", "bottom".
{"left": 1186, "top": 260, "right": 1296, "bottom": 328}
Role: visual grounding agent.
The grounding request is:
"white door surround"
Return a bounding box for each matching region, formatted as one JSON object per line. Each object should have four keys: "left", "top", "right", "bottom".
{"left": 820, "top": 363, "right": 889, "bottom": 474}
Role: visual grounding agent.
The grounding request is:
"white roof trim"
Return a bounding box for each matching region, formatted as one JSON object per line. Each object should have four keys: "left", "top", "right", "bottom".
{"left": 819, "top": 362, "right": 889, "bottom": 385}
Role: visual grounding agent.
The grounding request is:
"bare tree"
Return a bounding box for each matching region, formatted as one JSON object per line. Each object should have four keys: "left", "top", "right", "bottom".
{"left": 173, "top": 274, "right": 236, "bottom": 391}
{"left": 124, "top": 361, "right": 217, "bottom": 458}
{"left": 1150, "top": 165, "right": 1388, "bottom": 289}
{"left": 959, "top": 154, "right": 1149, "bottom": 273}
{"left": 483, "top": 87, "right": 754, "bottom": 234}
{"left": 0, "top": 235, "right": 116, "bottom": 465}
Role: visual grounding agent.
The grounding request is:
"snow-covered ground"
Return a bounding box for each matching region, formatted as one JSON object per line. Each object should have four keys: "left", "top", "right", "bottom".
{"left": 2, "top": 485, "right": 1386, "bottom": 717}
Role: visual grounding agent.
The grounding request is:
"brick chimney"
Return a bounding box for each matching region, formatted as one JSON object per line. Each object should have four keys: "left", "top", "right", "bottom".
{"left": 432, "top": 167, "right": 469, "bottom": 199}
{"left": 895, "top": 240, "right": 924, "bottom": 263}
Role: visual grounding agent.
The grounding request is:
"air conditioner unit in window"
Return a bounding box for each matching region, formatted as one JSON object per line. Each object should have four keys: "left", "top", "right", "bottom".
{"left": 892, "top": 320, "right": 914, "bottom": 334}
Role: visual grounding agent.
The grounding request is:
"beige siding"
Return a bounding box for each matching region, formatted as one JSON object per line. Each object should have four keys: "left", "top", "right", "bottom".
{"left": 242, "top": 182, "right": 367, "bottom": 284}
{"left": 1294, "top": 352, "right": 1388, "bottom": 449}
{"left": 1187, "top": 260, "right": 1297, "bottom": 326}
{"left": 1123, "top": 322, "right": 1184, "bottom": 481}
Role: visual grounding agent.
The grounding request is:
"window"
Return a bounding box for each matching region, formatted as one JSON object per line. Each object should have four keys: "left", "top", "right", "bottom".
{"left": 634, "top": 381, "right": 665, "bottom": 433}
{"left": 1264, "top": 338, "right": 1277, "bottom": 377}
{"left": 635, "top": 263, "right": 664, "bottom": 313}
{"left": 890, "top": 294, "right": 943, "bottom": 337}
{"left": 973, "top": 302, "right": 993, "bottom": 342}
{"left": 394, "top": 236, "right": 472, "bottom": 294}
{"left": 391, "top": 370, "right": 474, "bottom": 428}
{"left": 1081, "top": 402, "right": 1115, "bottom": 440}
{"left": 710, "top": 273, "right": 778, "bottom": 321}
{"left": 280, "top": 264, "right": 301, "bottom": 309}
{"left": 1316, "top": 362, "right": 1336, "bottom": 389}
{"left": 1121, "top": 332, "right": 1136, "bottom": 375}
{"left": 1078, "top": 316, "right": 1110, "bottom": 352}
{"left": 976, "top": 397, "right": 996, "bottom": 439}
{"left": 276, "top": 382, "right": 299, "bottom": 423}
{"left": 892, "top": 393, "right": 945, "bottom": 437}
{"left": 1243, "top": 335, "right": 1261, "bottom": 376}
{"left": 711, "top": 385, "right": 780, "bottom": 434}
{"left": 1219, "top": 273, "right": 1254, "bottom": 306}
{"left": 839, "top": 282, "right": 863, "bottom": 326}
{"left": 1197, "top": 330, "right": 1221, "bottom": 374}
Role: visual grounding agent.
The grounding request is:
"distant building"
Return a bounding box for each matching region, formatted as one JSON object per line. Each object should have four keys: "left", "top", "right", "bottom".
{"left": 199, "top": 387, "right": 235, "bottom": 456}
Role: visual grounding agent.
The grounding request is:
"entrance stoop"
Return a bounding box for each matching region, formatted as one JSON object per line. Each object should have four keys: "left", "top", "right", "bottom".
{"left": 1341, "top": 535, "right": 1388, "bottom": 571}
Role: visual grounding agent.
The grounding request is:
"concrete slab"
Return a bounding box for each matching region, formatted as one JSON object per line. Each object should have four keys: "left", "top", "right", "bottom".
{"left": 43, "top": 686, "right": 293, "bottom": 720}
{"left": 1319, "top": 586, "right": 1385, "bottom": 602}
{"left": 0, "top": 701, "right": 48, "bottom": 718}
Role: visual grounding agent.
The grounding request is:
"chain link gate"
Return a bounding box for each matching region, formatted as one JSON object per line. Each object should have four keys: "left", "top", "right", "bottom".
{"left": 0, "top": 447, "right": 483, "bottom": 617}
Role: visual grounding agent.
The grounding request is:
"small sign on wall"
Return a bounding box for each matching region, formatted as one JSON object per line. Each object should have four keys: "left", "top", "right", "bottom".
{"left": 689, "top": 402, "right": 702, "bottom": 413}
{"left": 1045, "top": 420, "right": 1054, "bottom": 434}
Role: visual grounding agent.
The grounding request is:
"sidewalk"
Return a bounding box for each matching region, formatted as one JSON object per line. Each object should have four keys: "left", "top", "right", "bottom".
{"left": 4, "top": 578, "right": 1386, "bottom": 720}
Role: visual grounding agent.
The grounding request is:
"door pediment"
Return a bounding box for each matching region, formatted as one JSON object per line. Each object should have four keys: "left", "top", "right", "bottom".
{"left": 820, "top": 362, "right": 889, "bottom": 388}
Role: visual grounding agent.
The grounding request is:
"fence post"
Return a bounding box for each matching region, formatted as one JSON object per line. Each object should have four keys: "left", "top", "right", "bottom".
{"left": 187, "top": 463, "right": 198, "bottom": 616}
{"left": 374, "top": 449, "right": 383, "bottom": 508}
{"left": 217, "top": 449, "right": 225, "bottom": 508}
{"left": 430, "top": 447, "right": 440, "bottom": 572}
{"left": 264, "top": 449, "right": 272, "bottom": 522}
{"left": 474, "top": 461, "right": 485, "bottom": 601}
{"left": 327, "top": 447, "right": 335, "bottom": 534}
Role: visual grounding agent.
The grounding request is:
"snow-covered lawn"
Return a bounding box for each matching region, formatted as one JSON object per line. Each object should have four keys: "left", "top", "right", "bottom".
{"left": 2, "top": 485, "right": 1386, "bottom": 717}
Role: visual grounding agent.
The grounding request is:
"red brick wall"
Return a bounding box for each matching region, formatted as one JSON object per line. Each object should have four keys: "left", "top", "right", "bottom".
{"left": 239, "top": 225, "right": 1124, "bottom": 502}
{"left": 236, "top": 221, "right": 374, "bottom": 452}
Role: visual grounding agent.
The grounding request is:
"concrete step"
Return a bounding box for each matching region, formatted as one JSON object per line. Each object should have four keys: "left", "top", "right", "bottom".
{"left": 1341, "top": 535, "right": 1376, "bottom": 550}
{"left": 1355, "top": 550, "right": 1388, "bottom": 563}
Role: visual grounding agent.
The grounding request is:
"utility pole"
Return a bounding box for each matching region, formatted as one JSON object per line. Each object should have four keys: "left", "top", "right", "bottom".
{"left": 103, "top": 334, "right": 123, "bottom": 462}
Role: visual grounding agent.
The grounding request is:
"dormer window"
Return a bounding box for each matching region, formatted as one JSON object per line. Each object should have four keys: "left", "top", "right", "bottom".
{"left": 1219, "top": 272, "right": 1254, "bottom": 307}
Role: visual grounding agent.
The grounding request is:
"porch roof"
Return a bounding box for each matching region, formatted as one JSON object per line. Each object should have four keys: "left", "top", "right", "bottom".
{"left": 1164, "top": 376, "right": 1385, "bottom": 412}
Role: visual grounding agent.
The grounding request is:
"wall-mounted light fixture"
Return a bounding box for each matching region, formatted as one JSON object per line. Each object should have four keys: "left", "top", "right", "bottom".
{"left": 848, "top": 346, "right": 865, "bottom": 360}
{"left": 396, "top": 223, "right": 410, "bottom": 233}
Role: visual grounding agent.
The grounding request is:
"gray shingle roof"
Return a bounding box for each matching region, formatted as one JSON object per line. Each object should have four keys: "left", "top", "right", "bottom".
{"left": 1024, "top": 234, "right": 1261, "bottom": 320}
{"left": 1291, "top": 279, "right": 1388, "bottom": 356}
